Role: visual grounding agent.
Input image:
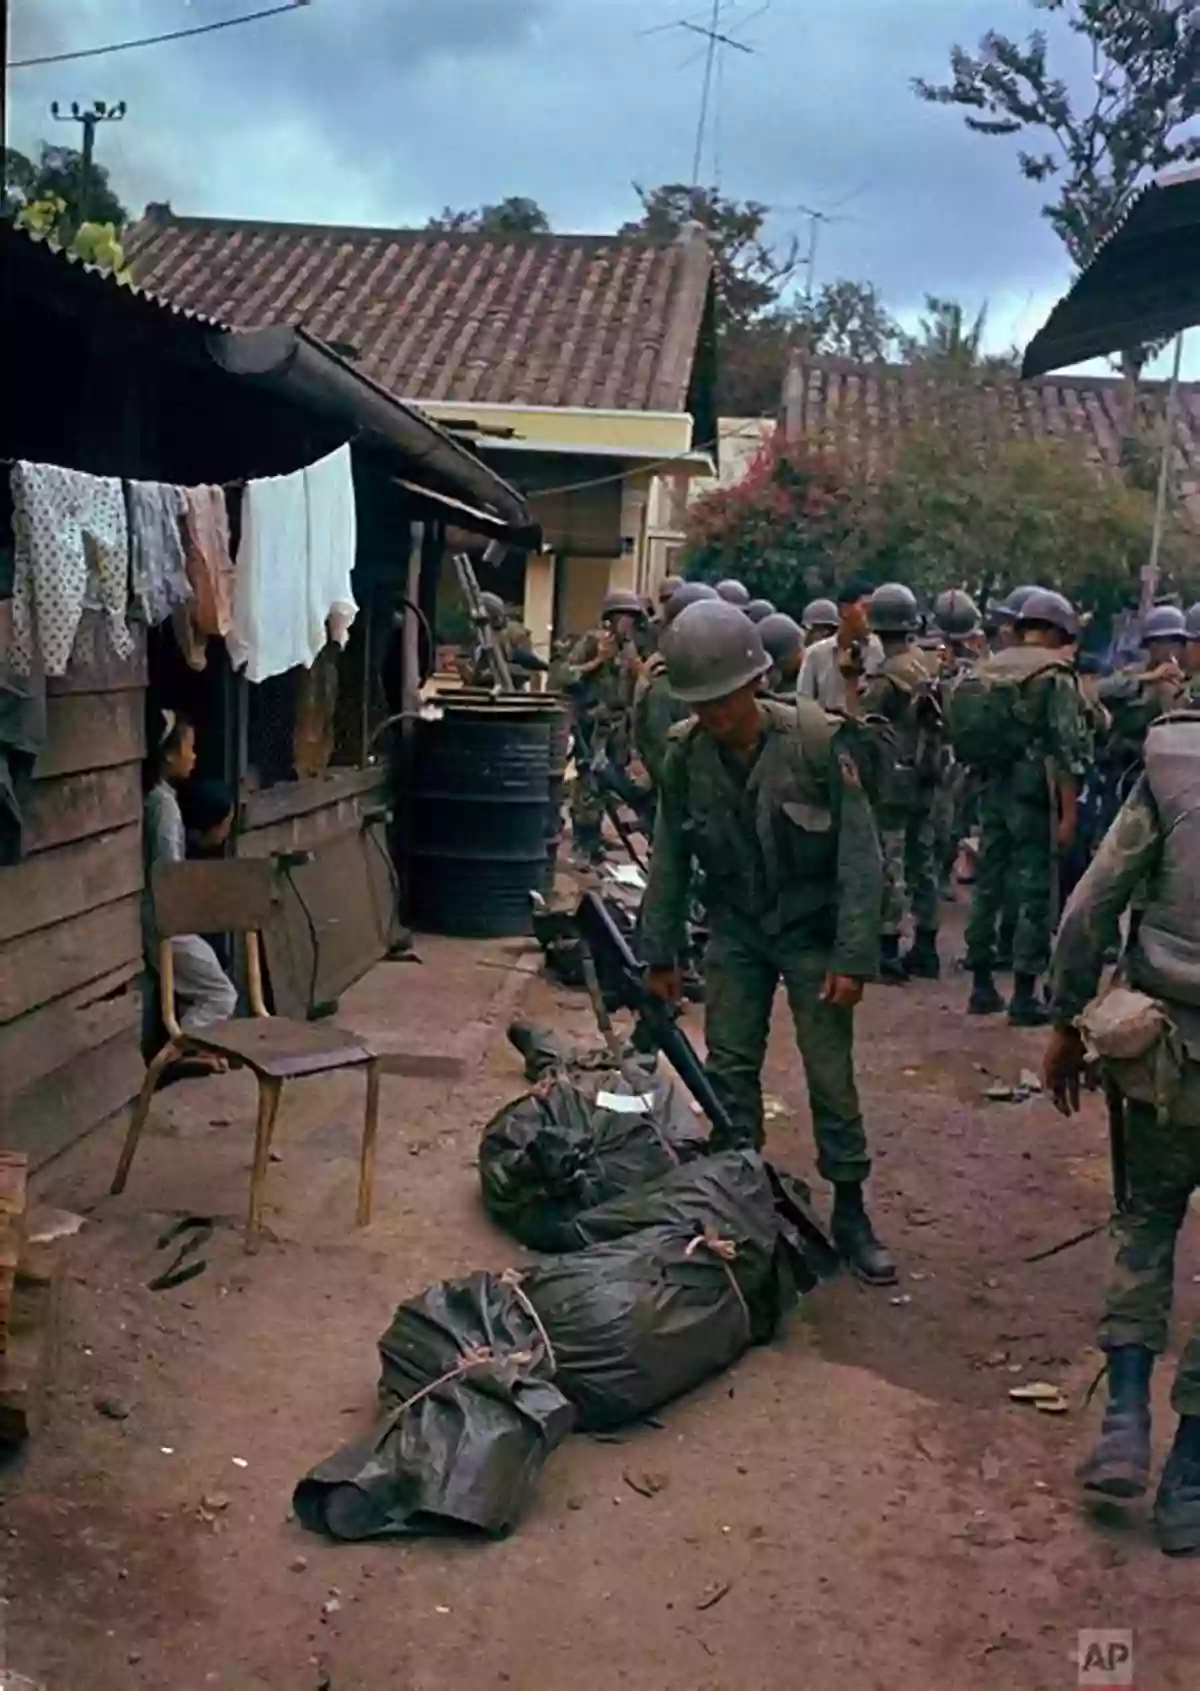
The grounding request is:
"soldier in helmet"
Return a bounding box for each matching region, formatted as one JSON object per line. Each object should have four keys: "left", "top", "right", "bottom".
{"left": 757, "top": 611, "right": 805, "bottom": 698}
{"left": 797, "top": 578, "right": 884, "bottom": 711}
{"left": 565, "top": 587, "right": 647, "bottom": 863}
{"left": 639, "top": 599, "right": 895, "bottom": 1284}
{"left": 955, "top": 588, "right": 1090, "bottom": 1024}
{"left": 656, "top": 574, "right": 685, "bottom": 620}
{"left": 632, "top": 581, "right": 717, "bottom": 795}
{"left": 801, "top": 597, "right": 839, "bottom": 648}
{"left": 460, "top": 591, "right": 549, "bottom": 691}
{"left": 861, "top": 583, "right": 945, "bottom": 982}
{"left": 1098, "top": 604, "right": 1189, "bottom": 772}
{"left": 1044, "top": 708, "right": 1200, "bottom": 1556}
{"left": 715, "top": 578, "right": 751, "bottom": 607}
{"left": 992, "top": 584, "right": 1042, "bottom": 651}
{"left": 932, "top": 589, "right": 983, "bottom": 895}
{"left": 744, "top": 597, "right": 776, "bottom": 624}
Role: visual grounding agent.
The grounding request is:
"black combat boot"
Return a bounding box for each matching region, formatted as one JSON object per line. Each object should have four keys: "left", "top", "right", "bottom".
{"left": 879, "top": 935, "right": 908, "bottom": 985}
{"left": 1076, "top": 1345, "right": 1154, "bottom": 1499}
{"left": 967, "top": 968, "right": 1005, "bottom": 1016}
{"left": 1155, "top": 1414, "right": 1200, "bottom": 1556}
{"left": 902, "top": 929, "right": 941, "bottom": 980}
{"left": 1008, "top": 973, "right": 1050, "bottom": 1028}
{"left": 831, "top": 1183, "right": 897, "bottom": 1286}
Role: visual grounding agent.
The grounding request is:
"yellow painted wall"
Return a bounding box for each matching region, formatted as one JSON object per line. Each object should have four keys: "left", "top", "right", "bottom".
{"left": 560, "top": 557, "right": 616, "bottom": 636}
{"left": 415, "top": 401, "right": 693, "bottom": 458}
{"left": 522, "top": 553, "right": 556, "bottom": 658}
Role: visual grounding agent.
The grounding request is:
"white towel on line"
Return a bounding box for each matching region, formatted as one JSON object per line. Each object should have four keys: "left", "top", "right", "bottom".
{"left": 229, "top": 443, "right": 358, "bottom": 684}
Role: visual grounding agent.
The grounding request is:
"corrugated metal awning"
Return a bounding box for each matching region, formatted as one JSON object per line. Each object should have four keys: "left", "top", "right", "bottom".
{"left": 1023, "top": 167, "right": 1200, "bottom": 378}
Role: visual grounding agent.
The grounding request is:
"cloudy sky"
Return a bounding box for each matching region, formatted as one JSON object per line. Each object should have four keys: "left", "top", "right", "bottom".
{"left": 4, "top": 0, "right": 1181, "bottom": 369}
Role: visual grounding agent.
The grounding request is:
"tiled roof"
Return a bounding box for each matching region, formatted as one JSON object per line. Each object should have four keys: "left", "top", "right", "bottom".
{"left": 786, "top": 354, "right": 1200, "bottom": 517}
{"left": 124, "top": 210, "right": 714, "bottom": 415}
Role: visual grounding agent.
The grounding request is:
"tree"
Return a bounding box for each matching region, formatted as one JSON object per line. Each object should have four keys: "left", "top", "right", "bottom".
{"left": 682, "top": 425, "right": 1200, "bottom": 629}
{"left": 899, "top": 296, "right": 1021, "bottom": 375}
{"left": 914, "top": 1, "right": 1200, "bottom": 385}
{"left": 792, "top": 279, "right": 900, "bottom": 362}
{"left": 425, "top": 196, "right": 551, "bottom": 235}
{"left": 682, "top": 436, "right": 872, "bottom": 614}
{"left": 620, "top": 182, "right": 798, "bottom": 334}
{"left": 1, "top": 140, "right": 128, "bottom": 235}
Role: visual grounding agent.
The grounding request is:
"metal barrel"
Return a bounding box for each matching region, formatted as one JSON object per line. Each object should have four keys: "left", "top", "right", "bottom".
{"left": 409, "top": 696, "right": 553, "bottom": 937}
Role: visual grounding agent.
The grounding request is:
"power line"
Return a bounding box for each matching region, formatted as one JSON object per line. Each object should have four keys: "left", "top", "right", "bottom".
{"left": 9, "top": 0, "right": 312, "bottom": 70}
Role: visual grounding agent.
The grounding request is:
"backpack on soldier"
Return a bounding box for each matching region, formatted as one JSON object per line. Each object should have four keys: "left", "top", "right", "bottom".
{"left": 943, "top": 648, "right": 1070, "bottom": 772}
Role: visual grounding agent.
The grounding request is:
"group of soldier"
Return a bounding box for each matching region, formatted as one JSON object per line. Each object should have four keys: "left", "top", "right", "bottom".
{"left": 548, "top": 568, "right": 1200, "bottom": 1557}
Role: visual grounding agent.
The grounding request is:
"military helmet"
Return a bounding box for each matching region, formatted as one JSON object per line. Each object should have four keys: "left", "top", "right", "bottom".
{"left": 657, "top": 573, "right": 685, "bottom": 605}
{"left": 1141, "top": 603, "right": 1187, "bottom": 645}
{"left": 934, "top": 588, "right": 980, "bottom": 638}
{"left": 661, "top": 600, "right": 771, "bottom": 703}
{"left": 757, "top": 611, "right": 804, "bottom": 665}
{"left": 801, "top": 596, "right": 839, "bottom": 632}
{"left": 744, "top": 597, "right": 776, "bottom": 624}
{"left": 1016, "top": 588, "right": 1079, "bottom": 638}
{"left": 661, "top": 579, "right": 718, "bottom": 625}
{"left": 715, "top": 578, "right": 751, "bottom": 607}
{"left": 1186, "top": 603, "right": 1200, "bottom": 640}
{"left": 479, "top": 590, "right": 507, "bottom": 628}
{"left": 867, "top": 581, "right": 921, "bottom": 634}
{"left": 997, "top": 583, "right": 1042, "bottom": 622}
{"left": 601, "top": 588, "right": 646, "bottom": 621}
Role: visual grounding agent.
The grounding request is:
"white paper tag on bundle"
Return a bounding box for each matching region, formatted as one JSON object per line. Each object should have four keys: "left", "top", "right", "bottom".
{"left": 596, "top": 1090, "right": 654, "bottom": 1114}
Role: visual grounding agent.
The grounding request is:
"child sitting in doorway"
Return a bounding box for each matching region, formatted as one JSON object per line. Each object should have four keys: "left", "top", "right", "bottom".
{"left": 144, "top": 712, "right": 238, "bottom": 1041}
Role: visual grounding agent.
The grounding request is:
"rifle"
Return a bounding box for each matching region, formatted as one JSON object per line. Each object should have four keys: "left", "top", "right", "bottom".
{"left": 592, "top": 758, "right": 651, "bottom": 873}
{"left": 575, "top": 889, "right": 838, "bottom": 1274}
{"left": 1104, "top": 1076, "right": 1130, "bottom": 1214}
{"left": 575, "top": 889, "right": 731, "bottom": 1138}
{"left": 452, "top": 551, "right": 514, "bottom": 692}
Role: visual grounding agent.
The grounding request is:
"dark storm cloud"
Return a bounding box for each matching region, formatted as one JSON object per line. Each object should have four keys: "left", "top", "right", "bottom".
{"left": 8, "top": 0, "right": 1093, "bottom": 338}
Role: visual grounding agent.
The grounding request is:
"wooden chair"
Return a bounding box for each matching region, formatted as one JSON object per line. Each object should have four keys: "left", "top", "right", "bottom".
{"left": 111, "top": 859, "right": 381, "bottom": 1253}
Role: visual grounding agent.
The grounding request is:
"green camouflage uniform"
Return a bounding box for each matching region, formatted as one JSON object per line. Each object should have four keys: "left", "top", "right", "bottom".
{"left": 964, "top": 653, "right": 1089, "bottom": 977}
{"left": 933, "top": 649, "right": 977, "bottom": 891}
{"left": 1098, "top": 665, "right": 1186, "bottom": 766}
{"left": 861, "top": 647, "right": 942, "bottom": 939}
{"left": 639, "top": 698, "right": 883, "bottom": 1179}
{"left": 632, "top": 652, "right": 691, "bottom": 793}
{"left": 1047, "top": 771, "right": 1200, "bottom": 1416}
{"left": 463, "top": 618, "right": 539, "bottom": 690}
{"left": 565, "top": 629, "right": 639, "bottom": 845}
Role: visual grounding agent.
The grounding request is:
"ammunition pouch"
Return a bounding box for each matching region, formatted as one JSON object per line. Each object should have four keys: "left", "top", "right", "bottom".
{"left": 1076, "top": 986, "right": 1183, "bottom": 1119}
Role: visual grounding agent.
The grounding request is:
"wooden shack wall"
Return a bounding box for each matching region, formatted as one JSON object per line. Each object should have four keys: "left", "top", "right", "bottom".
{"left": 0, "top": 621, "right": 147, "bottom": 1166}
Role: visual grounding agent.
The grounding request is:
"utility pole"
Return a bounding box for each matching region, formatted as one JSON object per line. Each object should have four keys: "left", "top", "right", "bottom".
{"left": 50, "top": 98, "right": 126, "bottom": 224}
{"left": 1, "top": 0, "right": 10, "bottom": 207}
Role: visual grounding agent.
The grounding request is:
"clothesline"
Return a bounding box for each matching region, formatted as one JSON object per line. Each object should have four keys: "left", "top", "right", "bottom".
{"left": 0, "top": 456, "right": 280, "bottom": 491}
{"left": 5, "top": 443, "right": 359, "bottom": 687}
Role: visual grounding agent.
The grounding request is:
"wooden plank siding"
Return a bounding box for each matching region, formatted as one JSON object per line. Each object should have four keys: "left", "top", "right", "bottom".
{"left": 1, "top": 1028, "right": 145, "bottom": 1167}
{"left": 0, "top": 625, "right": 148, "bottom": 1164}
{"left": 0, "top": 825, "right": 142, "bottom": 946}
{"left": 23, "top": 763, "right": 143, "bottom": 854}
{"left": 0, "top": 965, "right": 142, "bottom": 1108}
{"left": 33, "top": 690, "right": 144, "bottom": 780}
{"left": 0, "top": 894, "right": 142, "bottom": 1025}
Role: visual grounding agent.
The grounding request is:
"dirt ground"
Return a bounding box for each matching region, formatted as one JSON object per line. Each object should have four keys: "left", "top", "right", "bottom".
{"left": 5, "top": 905, "right": 1200, "bottom": 1691}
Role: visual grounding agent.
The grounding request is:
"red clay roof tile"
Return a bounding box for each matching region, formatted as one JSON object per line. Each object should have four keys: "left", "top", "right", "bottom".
{"left": 125, "top": 212, "right": 713, "bottom": 415}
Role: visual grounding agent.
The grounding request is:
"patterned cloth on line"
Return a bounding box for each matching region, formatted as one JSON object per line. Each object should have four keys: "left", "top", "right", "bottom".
{"left": 9, "top": 461, "right": 133, "bottom": 676}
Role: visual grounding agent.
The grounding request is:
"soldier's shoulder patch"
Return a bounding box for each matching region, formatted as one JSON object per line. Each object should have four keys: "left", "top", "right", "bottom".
{"left": 667, "top": 714, "right": 699, "bottom": 742}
